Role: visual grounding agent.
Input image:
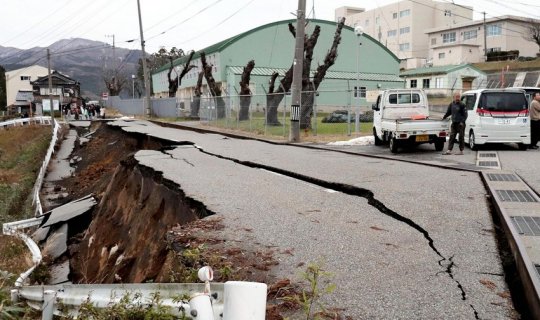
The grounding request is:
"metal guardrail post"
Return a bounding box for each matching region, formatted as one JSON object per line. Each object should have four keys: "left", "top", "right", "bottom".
{"left": 42, "top": 290, "right": 56, "bottom": 320}
{"left": 223, "top": 282, "right": 267, "bottom": 320}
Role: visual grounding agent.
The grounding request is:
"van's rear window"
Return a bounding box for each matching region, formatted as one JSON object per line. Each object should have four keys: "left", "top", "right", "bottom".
{"left": 480, "top": 92, "right": 528, "bottom": 111}
{"left": 389, "top": 93, "right": 420, "bottom": 104}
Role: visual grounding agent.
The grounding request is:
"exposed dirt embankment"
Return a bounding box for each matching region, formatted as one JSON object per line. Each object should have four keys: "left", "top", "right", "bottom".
{"left": 70, "top": 154, "right": 209, "bottom": 283}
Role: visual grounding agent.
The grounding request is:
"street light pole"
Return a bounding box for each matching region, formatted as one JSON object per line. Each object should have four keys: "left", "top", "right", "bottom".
{"left": 137, "top": 0, "right": 151, "bottom": 118}
{"left": 355, "top": 26, "right": 363, "bottom": 134}
{"left": 131, "top": 75, "right": 135, "bottom": 99}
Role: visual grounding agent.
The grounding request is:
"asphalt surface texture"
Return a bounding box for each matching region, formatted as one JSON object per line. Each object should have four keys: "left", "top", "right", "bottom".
{"left": 107, "top": 119, "right": 534, "bottom": 319}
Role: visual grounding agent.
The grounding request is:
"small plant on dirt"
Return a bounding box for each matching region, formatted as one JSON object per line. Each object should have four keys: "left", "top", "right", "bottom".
{"left": 28, "top": 263, "right": 50, "bottom": 285}
{"left": 0, "top": 271, "right": 25, "bottom": 319}
{"left": 283, "top": 262, "right": 337, "bottom": 320}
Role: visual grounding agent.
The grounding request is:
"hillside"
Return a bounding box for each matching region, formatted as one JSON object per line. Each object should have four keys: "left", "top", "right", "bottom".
{"left": 0, "top": 38, "right": 142, "bottom": 98}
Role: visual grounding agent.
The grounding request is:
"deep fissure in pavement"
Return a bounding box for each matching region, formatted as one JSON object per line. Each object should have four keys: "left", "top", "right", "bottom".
{"left": 168, "top": 146, "right": 477, "bottom": 316}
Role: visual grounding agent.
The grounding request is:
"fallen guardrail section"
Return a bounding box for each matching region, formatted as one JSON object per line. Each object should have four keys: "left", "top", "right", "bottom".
{"left": 11, "top": 267, "right": 267, "bottom": 320}
{"left": 0, "top": 116, "right": 53, "bottom": 128}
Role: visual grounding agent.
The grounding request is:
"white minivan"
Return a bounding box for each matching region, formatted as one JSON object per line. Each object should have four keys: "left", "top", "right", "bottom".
{"left": 461, "top": 89, "right": 530, "bottom": 150}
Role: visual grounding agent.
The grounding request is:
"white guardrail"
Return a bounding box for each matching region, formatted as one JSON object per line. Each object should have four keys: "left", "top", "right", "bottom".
{"left": 11, "top": 268, "right": 267, "bottom": 320}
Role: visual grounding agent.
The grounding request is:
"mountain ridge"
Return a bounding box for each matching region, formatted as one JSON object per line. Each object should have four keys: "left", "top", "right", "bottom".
{"left": 0, "top": 38, "right": 142, "bottom": 98}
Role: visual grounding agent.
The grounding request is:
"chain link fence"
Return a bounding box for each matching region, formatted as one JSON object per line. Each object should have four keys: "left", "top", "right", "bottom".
{"left": 107, "top": 90, "right": 373, "bottom": 138}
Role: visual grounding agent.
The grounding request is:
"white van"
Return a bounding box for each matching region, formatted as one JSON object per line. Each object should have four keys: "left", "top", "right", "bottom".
{"left": 462, "top": 89, "right": 530, "bottom": 150}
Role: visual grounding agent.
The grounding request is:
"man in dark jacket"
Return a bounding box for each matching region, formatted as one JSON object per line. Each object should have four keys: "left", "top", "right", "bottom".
{"left": 442, "top": 92, "right": 468, "bottom": 155}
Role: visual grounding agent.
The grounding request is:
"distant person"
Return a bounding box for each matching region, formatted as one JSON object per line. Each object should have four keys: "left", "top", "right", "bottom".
{"left": 530, "top": 92, "right": 540, "bottom": 149}
{"left": 100, "top": 106, "right": 106, "bottom": 119}
{"left": 443, "top": 92, "right": 468, "bottom": 155}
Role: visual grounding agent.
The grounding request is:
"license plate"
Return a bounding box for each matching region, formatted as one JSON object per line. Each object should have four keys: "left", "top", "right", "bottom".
{"left": 498, "top": 119, "right": 511, "bottom": 124}
{"left": 415, "top": 135, "right": 429, "bottom": 142}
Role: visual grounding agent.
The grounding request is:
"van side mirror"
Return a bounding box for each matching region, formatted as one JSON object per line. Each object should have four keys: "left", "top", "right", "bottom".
{"left": 372, "top": 104, "right": 379, "bottom": 111}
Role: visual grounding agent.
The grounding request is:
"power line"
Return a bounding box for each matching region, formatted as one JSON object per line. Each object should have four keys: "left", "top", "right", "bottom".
{"left": 144, "top": 0, "right": 199, "bottom": 33}
{"left": 145, "top": 0, "right": 224, "bottom": 42}
{"left": 178, "top": 0, "right": 257, "bottom": 46}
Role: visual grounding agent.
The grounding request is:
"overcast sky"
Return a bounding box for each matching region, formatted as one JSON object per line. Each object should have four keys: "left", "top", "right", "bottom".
{"left": 1, "top": 0, "right": 538, "bottom": 54}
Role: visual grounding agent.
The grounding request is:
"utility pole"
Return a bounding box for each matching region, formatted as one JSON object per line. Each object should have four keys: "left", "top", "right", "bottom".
{"left": 137, "top": 0, "right": 151, "bottom": 118}
{"left": 483, "top": 12, "right": 487, "bottom": 62}
{"left": 47, "top": 48, "right": 54, "bottom": 128}
{"left": 289, "top": 0, "right": 306, "bottom": 142}
{"left": 106, "top": 34, "right": 116, "bottom": 76}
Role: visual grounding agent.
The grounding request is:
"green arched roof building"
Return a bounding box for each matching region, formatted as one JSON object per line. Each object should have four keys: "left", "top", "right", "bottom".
{"left": 152, "top": 19, "right": 404, "bottom": 107}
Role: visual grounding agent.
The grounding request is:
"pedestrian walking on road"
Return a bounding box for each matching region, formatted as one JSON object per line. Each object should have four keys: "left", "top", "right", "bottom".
{"left": 529, "top": 92, "right": 540, "bottom": 149}
{"left": 443, "top": 92, "right": 468, "bottom": 155}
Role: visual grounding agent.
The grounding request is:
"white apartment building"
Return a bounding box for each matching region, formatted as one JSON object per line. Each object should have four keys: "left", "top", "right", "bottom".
{"left": 335, "top": 0, "right": 472, "bottom": 69}
{"left": 5, "top": 65, "right": 49, "bottom": 106}
{"left": 426, "top": 15, "right": 540, "bottom": 66}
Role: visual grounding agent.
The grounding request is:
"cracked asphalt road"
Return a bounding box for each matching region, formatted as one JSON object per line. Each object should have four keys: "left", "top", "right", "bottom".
{"left": 111, "top": 120, "right": 516, "bottom": 319}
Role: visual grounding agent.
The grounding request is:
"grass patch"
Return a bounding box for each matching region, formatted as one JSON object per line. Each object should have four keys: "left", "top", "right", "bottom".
{"left": 193, "top": 112, "right": 371, "bottom": 141}
{"left": 0, "top": 125, "right": 51, "bottom": 223}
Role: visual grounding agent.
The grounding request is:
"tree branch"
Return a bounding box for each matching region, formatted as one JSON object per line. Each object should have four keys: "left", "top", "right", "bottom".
{"left": 313, "top": 17, "right": 345, "bottom": 90}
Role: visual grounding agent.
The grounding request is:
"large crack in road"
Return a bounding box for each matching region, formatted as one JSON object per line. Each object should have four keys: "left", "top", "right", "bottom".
{"left": 161, "top": 144, "right": 480, "bottom": 319}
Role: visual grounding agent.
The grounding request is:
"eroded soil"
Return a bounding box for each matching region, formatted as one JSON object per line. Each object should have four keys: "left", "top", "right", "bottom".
{"left": 47, "top": 122, "right": 306, "bottom": 319}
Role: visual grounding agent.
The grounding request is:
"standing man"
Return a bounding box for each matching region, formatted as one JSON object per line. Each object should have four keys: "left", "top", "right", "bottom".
{"left": 443, "top": 92, "right": 468, "bottom": 155}
{"left": 530, "top": 92, "right": 540, "bottom": 149}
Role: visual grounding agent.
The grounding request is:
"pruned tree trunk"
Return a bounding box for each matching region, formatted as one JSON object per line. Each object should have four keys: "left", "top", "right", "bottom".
{"left": 167, "top": 51, "right": 196, "bottom": 98}
{"left": 190, "top": 71, "right": 204, "bottom": 118}
{"left": 201, "top": 52, "right": 226, "bottom": 119}
{"left": 265, "top": 19, "right": 345, "bottom": 129}
{"left": 265, "top": 65, "right": 293, "bottom": 125}
{"left": 167, "top": 57, "right": 179, "bottom": 98}
{"left": 239, "top": 60, "right": 255, "bottom": 121}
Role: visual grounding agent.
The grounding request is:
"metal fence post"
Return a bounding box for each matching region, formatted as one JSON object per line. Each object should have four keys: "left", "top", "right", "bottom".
{"left": 313, "top": 90, "right": 318, "bottom": 136}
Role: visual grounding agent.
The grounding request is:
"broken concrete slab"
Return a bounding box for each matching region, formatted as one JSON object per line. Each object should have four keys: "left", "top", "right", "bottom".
{"left": 41, "top": 195, "right": 96, "bottom": 228}
{"left": 49, "top": 259, "right": 70, "bottom": 284}
{"left": 32, "top": 226, "right": 50, "bottom": 243}
{"left": 42, "top": 223, "right": 68, "bottom": 260}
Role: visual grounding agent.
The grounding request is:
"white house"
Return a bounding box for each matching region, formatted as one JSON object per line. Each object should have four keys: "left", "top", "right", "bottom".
{"left": 400, "top": 64, "right": 487, "bottom": 96}
{"left": 5, "top": 65, "right": 49, "bottom": 107}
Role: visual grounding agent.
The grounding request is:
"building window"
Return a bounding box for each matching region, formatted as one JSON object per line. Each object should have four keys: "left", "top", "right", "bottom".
{"left": 431, "top": 38, "right": 437, "bottom": 45}
{"left": 400, "top": 9, "right": 410, "bottom": 17}
{"left": 399, "top": 43, "right": 410, "bottom": 51}
{"left": 438, "top": 52, "right": 445, "bottom": 59}
{"left": 410, "top": 79, "right": 417, "bottom": 88}
{"left": 435, "top": 77, "right": 444, "bottom": 88}
{"left": 442, "top": 32, "right": 456, "bottom": 43}
{"left": 400, "top": 26, "right": 410, "bottom": 34}
{"left": 444, "top": 10, "right": 452, "bottom": 16}
{"left": 387, "top": 29, "right": 397, "bottom": 37}
{"left": 488, "top": 47, "right": 501, "bottom": 53}
{"left": 487, "top": 23, "right": 502, "bottom": 36}
{"left": 365, "top": 19, "right": 369, "bottom": 26}
{"left": 422, "top": 79, "right": 430, "bottom": 88}
{"left": 20, "top": 76, "right": 30, "bottom": 81}
{"left": 393, "top": 12, "right": 397, "bottom": 19}
{"left": 354, "top": 86, "right": 366, "bottom": 98}
{"left": 463, "top": 29, "right": 477, "bottom": 40}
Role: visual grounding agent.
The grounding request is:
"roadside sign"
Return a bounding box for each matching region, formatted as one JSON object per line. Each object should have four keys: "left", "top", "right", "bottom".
{"left": 102, "top": 92, "right": 109, "bottom": 100}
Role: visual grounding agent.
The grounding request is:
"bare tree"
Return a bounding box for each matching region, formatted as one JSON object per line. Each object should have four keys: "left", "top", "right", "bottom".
{"left": 201, "top": 52, "right": 226, "bottom": 118}
{"left": 524, "top": 19, "right": 540, "bottom": 54}
{"left": 167, "top": 50, "right": 196, "bottom": 97}
{"left": 103, "top": 70, "right": 128, "bottom": 96}
{"left": 239, "top": 60, "right": 255, "bottom": 121}
{"left": 266, "top": 18, "right": 346, "bottom": 128}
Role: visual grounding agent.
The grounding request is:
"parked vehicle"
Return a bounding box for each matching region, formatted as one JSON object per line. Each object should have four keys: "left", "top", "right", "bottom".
{"left": 462, "top": 88, "right": 530, "bottom": 150}
{"left": 372, "top": 89, "right": 449, "bottom": 153}
{"left": 511, "top": 87, "right": 540, "bottom": 104}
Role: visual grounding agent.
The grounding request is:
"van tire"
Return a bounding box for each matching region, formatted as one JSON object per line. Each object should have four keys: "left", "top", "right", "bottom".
{"left": 373, "top": 128, "right": 382, "bottom": 146}
{"left": 390, "top": 137, "right": 399, "bottom": 153}
{"left": 469, "top": 131, "right": 477, "bottom": 150}
{"left": 518, "top": 143, "right": 528, "bottom": 151}
{"left": 435, "top": 138, "right": 445, "bottom": 151}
